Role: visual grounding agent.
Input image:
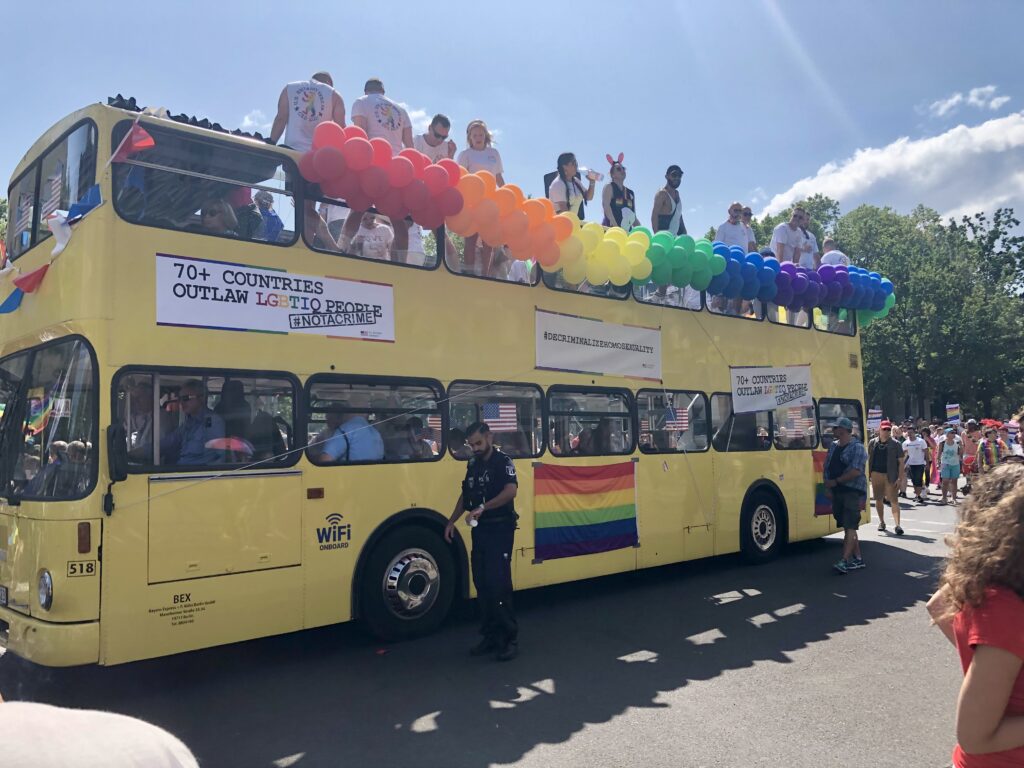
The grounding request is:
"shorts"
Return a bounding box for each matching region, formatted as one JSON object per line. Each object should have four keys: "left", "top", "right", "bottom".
{"left": 941, "top": 464, "right": 961, "bottom": 480}
{"left": 908, "top": 463, "right": 926, "bottom": 488}
{"left": 832, "top": 491, "right": 863, "bottom": 530}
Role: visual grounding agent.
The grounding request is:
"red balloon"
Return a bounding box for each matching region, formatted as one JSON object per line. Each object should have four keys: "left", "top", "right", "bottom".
{"left": 345, "top": 190, "right": 372, "bottom": 214}
{"left": 360, "top": 166, "right": 389, "bottom": 199}
{"left": 376, "top": 187, "right": 406, "bottom": 221}
{"left": 343, "top": 124, "right": 368, "bottom": 141}
{"left": 402, "top": 179, "right": 429, "bottom": 211}
{"left": 387, "top": 156, "right": 416, "bottom": 188}
{"left": 399, "top": 148, "right": 429, "bottom": 175}
{"left": 413, "top": 202, "right": 444, "bottom": 231}
{"left": 422, "top": 165, "right": 450, "bottom": 195}
{"left": 332, "top": 173, "right": 360, "bottom": 201}
{"left": 436, "top": 187, "right": 464, "bottom": 217}
{"left": 313, "top": 146, "right": 347, "bottom": 181}
{"left": 370, "top": 137, "right": 393, "bottom": 168}
{"left": 313, "top": 121, "right": 346, "bottom": 151}
{"left": 298, "top": 151, "right": 322, "bottom": 183}
{"left": 320, "top": 179, "right": 346, "bottom": 199}
{"left": 437, "top": 159, "right": 462, "bottom": 186}
{"left": 342, "top": 137, "right": 373, "bottom": 172}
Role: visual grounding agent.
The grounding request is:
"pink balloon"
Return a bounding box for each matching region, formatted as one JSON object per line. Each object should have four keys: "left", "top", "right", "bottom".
{"left": 413, "top": 201, "right": 444, "bottom": 231}
{"left": 322, "top": 173, "right": 358, "bottom": 201}
{"left": 436, "top": 187, "right": 464, "bottom": 217}
{"left": 342, "top": 137, "right": 373, "bottom": 172}
{"left": 312, "top": 121, "right": 346, "bottom": 151}
{"left": 360, "top": 166, "right": 389, "bottom": 199}
{"left": 399, "top": 148, "right": 429, "bottom": 176}
{"left": 437, "top": 158, "right": 462, "bottom": 186}
{"left": 343, "top": 124, "right": 368, "bottom": 141}
{"left": 370, "top": 137, "right": 393, "bottom": 168}
{"left": 422, "top": 165, "right": 450, "bottom": 195}
{"left": 313, "top": 146, "right": 347, "bottom": 181}
{"left": 387, "top": 156, "right": 416, "bottom": 188}
{"left": 402, "top": 179, "right": 429, "bottom": 211}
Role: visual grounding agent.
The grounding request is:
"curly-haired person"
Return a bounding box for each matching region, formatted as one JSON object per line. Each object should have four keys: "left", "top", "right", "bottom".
{"left": 927, "top": 460, "right": 1024, "bottom": 767}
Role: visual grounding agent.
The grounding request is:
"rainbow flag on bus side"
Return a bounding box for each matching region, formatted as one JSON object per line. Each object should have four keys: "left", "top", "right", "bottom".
{"left": 534, "top": 462, "right": 638, "bottom": 561}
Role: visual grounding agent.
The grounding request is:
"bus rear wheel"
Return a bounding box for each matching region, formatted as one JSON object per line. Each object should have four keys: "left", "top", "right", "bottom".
{"left": 740, "top": 490, "right": 786, "bottom": 563}
{"left": 360, "top": 526, "right": 455, "bottom": 641}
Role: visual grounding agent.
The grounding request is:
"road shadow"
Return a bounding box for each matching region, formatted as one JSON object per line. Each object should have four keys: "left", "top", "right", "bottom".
{"left": 1, "top": 536, "right": 943, "bottom": 768}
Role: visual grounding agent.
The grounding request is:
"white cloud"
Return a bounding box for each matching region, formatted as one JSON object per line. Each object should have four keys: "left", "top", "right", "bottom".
{"left": 240, "top": 108, "right": 271, "bottom": 134}
{"left": 397, "top": 102, "right": 431, "bottom": 134}
{"left": 749, "top": 186, "right": 768, "bottom": 205}
{"left": 759, "top": 111, "right": 1024, "bottom": 220}
{"left": 926, "top": 84, "right": 1011, "bottom": 118}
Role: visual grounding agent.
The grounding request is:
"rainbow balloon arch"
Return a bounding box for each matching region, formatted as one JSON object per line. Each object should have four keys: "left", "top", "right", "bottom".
{"left": 297, "top": 122, "right": 896, "bottom": 329}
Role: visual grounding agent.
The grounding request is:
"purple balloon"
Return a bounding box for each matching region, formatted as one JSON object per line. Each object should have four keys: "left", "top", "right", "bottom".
{"left": 788, "top": 296, "right": 804, "bottom": 311}
{"left": 834, "top": 268, "right": 849, "bottom": 285}
{"left": 792, "top": 274, "right": 809, "bottom": 295}
{"left": 775, "top": 287, "right": 793, "bottom": 305}
{"left": 826, "top": 282, "right": 843, "bottom": 304}
{"left": 775, "top": 271, "right": 792, "bottom": 290}
{"left": 818, "top": 264, "right": 836, "bottom": 283}
{"left": 841, "top": 283, "right": 855, "bottom": 302}
{"left": 780, "top": 262, "right": 797, "bottom": 277}
{"left": 806, "top": 270, "right": 822, "bottom": 284}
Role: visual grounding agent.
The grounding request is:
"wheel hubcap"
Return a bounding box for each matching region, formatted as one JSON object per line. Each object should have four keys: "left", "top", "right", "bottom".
{"left": 751, "top": 505, "right": 777, "bottom": 551}
{"left": 382, "top": 548, "right": 440, "bottom": 620}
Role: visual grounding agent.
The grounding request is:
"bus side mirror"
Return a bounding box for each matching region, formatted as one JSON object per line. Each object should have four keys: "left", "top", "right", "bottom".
{"left": 107, "top": 424, "right": 129, "bottom": 483}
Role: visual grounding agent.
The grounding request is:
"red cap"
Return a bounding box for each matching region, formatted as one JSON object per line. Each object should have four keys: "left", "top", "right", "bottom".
{"left": 879, "top": 420, "right": 892, "bottom": 429}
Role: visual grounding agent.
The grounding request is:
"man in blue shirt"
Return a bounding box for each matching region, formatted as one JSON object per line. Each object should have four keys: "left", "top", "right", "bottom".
{"left": 318, "top": 401, "right": 384, "bottom": 463}
{"left": 823, "top": 416, "right": 868, "bottom": 574}
{"left": 160, "top": 380, "right": 225, "bottom": 465}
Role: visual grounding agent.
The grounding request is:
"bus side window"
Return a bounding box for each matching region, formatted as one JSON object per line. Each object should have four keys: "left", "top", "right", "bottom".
{"left": 772, "top": 403, "right": 818, "bottom": 450}
{"left": 447, "top": 381, "right": 544, "bottom": 460}
{"left": 546, "top": 387, "right": 634, "bottom": 458}
{"left": 711, "top": 394, "right": 770, "bottom": 452}
{"left": 817, "top": 400, "right": 864, "bottom": 450}
{"left": 637, "top": 389, "right": 710, "bottom": 453}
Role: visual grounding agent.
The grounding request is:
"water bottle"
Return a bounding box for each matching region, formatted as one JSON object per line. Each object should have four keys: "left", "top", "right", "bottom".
{"left": 580, "top": 167, "right": 604, "bottom": 182}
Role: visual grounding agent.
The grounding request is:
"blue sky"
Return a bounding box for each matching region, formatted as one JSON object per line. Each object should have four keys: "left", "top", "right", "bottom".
{"left": 4, "top": 0, "right": 1022, "bottom": 232}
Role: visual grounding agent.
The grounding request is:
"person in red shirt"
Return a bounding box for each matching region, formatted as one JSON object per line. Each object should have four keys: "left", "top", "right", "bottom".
{"left": 927, "top": 462, "right": 1024, "bottom": 767}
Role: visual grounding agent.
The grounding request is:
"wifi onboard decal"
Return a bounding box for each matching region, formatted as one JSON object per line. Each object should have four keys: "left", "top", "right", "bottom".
{"left": 316, "top": 513, "right": 352, "bottom": 551}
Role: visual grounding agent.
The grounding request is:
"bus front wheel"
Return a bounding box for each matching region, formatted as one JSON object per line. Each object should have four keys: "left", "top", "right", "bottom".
{"left": 359, "top": 526, "right": 456, "bottom": 641}
{"left": 740, "top": 490, "right": 786, "bottom": 563}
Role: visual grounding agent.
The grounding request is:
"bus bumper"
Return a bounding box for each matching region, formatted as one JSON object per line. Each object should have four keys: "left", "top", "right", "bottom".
{"left": 0, "top": 605, "right": 99, "bottom": 667}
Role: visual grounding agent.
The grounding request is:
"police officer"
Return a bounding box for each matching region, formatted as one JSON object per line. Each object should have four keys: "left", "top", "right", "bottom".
{"left": 444, "top": 421, "right": 519, "bottom": 661}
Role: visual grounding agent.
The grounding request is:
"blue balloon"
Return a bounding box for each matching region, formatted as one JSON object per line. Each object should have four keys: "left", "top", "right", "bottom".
{"left": 713, "top": 243, "right": 731, "bottom": 257}
{"left": 708, "top": 272, "right": 730, "bottom": 295}
{"left": 758, "top": 283, "right": 778, "bottom": 302}
{"left": 745, "top": 252, "right": 764, "bottom": 270}
{"left": 870, "top": 276, "right": 881, "bottom": 289}
{"left": 759, "top": 267, "right": 775, "bottom": 285}
{"left": 871, "top": 292, "right": 886, "bottom": 311}
{"left": 881, "top": 278, "right": 894, "bottom": 296}
{"left": 712, "top": 240, "right": 725, "bottom": 249}
{"left": 726, "top": 259, "right": 742, "bottom": 277}
{"left": 869, "top": 271, "right": 881, "bottom": 280}
{"left": 763, "top": 256, "right": 781, "bottom": 273}
{"left": 729, "top": 245, "right": 746, "bottom": 260}
{"left": 725, "top": 275, "right": 743, "bottom": 298}
{"left": 841, "top": 283, "right": 855, "bottom": 303}
{"left": 740, "top": 263, "right": 758, "bottom": 282}
{"left": 741, "top": 279, "right": 759, "bottom": 301}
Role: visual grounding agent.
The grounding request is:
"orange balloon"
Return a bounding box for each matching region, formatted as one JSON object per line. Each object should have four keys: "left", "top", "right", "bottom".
{"left": 551, "top": 214, "right": 573, "bottom": 242}
{"left": 447, "top": 208, "right": 477, "bottom": 237}
{"left": 457, "top": 175, "right": 485, "bottom": 208}
{"left": 500, "top": 210, "right": 529, "bottom": 241}
{"left": 504, "top": 232, "right": 531, "bottom": 253}
{"left": 538, "top": 239, "right": 561, "bottom": 268}
{"left": 522, "top": 199, "right": 546, "bottom": 229}
{"left": 492, "top": 188, "right": 517, "bottom": 217}
{"left": 532, "top": 223, "right": 555, "bottom": 246}
{"left": 504, "top": 184, "right": 526, "bottom": 206}
{"left": 474, "top": 199, "right": 500, "bottom": 227}
{"left": 538, "top": 197, "right": 556, "bottom": 218}
{"left": 476, "top": 170, "right": 497, "bottom": 197}
{"left": 479, "top": 223, "right": 504, "bottom": 248}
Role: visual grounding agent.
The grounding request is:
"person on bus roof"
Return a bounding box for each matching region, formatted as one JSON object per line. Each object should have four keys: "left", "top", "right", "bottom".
{"left": 269, "top": 72, "right": 346, "bottom": 153}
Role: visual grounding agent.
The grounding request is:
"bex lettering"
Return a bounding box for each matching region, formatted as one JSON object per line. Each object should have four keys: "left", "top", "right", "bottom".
{"left": 173, "top": 593, "right": 191, "bottom": 604}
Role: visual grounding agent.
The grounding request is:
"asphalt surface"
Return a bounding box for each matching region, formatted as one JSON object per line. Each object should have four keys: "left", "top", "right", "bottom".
{"left": 1, "top": 493, "right": 963, "bottom": 768}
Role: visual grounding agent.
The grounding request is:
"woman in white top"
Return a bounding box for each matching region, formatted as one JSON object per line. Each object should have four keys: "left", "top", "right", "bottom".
{"left": 455, "top": 120, "right": 505, "bottom": 277}
{"left": 548, "top": 152, "right": 596, "bottom": 219}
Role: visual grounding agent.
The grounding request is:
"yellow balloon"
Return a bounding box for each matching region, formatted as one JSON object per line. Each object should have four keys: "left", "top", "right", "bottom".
{"left": 609, "top": 257, "right": 631, "bottom": 286}
{"left": 627, "top": 230, "right": 651, "bottom": 249}
{"left": 623, "top": 241, "right": 646, "bottom": 266}
{"left": 562, "top": 259, "right": 587, "bottom": 285}
{"left": 594, "top": 239, "right": 621, "bottom": 266}
{"left": 558, "top": 211, "right": 582, "bottom": 231}
{"left": 559, "top": 234, "right": 584, "bottom": 265}
{"left": 578, "top": 227, "right": 601, "bottom": 255}
{"left": 586, "top": 259, "right": 610, "bottom": 286}
{"left": 605, "top": 227, "right": 628, "bottom": 248}
{"left": 582, "top": 221, "right": 605, "bottom": 238}
{"left": 631, "top": 258, "right": 653, "bottom": 281}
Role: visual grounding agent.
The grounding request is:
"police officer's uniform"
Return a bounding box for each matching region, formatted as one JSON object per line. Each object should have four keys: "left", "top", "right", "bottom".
{"left": 463, "top": 447, "right": 518, "bottom": 650}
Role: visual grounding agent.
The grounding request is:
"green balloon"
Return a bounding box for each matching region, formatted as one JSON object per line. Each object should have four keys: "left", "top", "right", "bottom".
{"left": 651, "top": 263, "right": 673, "bottom": 286}
{"left": 647, "top": 243, "right": 667, "bottom": 267}
{"left": 671, "top": 264, "right": 693, "bottom": 287}
{"left": 884, "top": 293, "right": 896, "bottom": 310}
{"left": 709, "top": 254, "right": 727, "bottom": 276}
{"left": 690, "top": 268, "right": 713, "bottom": 291}
{"left": 652, "top": 231, "right": 675, "bottom": 249}
{"left": 857, "top": 310, "right": 873, "bottom": 328}
{"left": 674, "top": 234, "right": 696, "bottom": 256}
{"left": 667, "top": 245, "right": 687, "bottom": 269}
{"left": 690, "top": 249, "right": 710, "bottom": 272}
{"left": 631, "top": 276, "right": 649, "bottom": 287}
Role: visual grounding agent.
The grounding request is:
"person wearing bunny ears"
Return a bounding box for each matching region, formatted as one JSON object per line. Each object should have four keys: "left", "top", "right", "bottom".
{"left": 601, "top": 153, "right": 641, "bottom": 231}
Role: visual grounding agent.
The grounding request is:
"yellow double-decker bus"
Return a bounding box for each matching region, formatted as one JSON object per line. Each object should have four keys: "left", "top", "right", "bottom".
{"left": 0, "top": 99, "right": 865, "bottom": 666}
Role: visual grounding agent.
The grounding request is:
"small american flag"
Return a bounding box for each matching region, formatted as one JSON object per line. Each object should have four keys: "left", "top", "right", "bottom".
{"left": 482, "top": 402, "right": 518, "bottom": 432}
{"left": 15, "top": 193, "right": 32, "bottom": 233}
{"left": 664, "top": 407, "right": 689, "bottom": 431}
{"left": 640, "top": 418, "right": 650, "bottom": 432}
{"left": 426, "top": 415, "right": 442, "bottom": 432}
{"left": 40, "top": 165, "right": 64, "bottom": 217}
{"left": 785, "top": 408, "right": 816, "bottom": 434}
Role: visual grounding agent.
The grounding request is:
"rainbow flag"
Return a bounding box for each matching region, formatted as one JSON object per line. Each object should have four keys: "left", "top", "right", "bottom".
{"left": 534, "top": 462, "right": 638, "bottom": 560}
{"left": 26, "top": 397, "right": 53, "bottom": 435}
{"left": 813, "top": 450, "right": 832, "bottom": 516}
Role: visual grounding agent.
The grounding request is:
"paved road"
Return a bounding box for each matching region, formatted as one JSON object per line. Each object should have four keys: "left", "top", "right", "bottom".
{"left": 1, "top": 496, "right": 963, "bottom": 768}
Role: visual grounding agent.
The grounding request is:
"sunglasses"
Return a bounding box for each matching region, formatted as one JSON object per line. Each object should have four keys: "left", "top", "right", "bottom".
{"left": 742, "top": 211, "right": 752, "bottom": 216}
{"left": 730, "top": 210, "right": 743, "bottom": 215}
{"left": 179, "top": 394, "right": 202, "bottom": 402}
{"left": 201, "top": 209, "right": 222, "bottom": 218}
{"left": 432, "top": 130, "right": 449, "bottom": 140}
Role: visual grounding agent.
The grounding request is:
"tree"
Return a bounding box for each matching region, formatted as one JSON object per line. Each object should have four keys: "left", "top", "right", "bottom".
{"left": 0, "top": 197, "right": 7, "bottom": 243}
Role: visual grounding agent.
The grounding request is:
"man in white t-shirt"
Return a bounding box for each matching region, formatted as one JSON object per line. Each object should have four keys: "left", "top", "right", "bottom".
{"left": 798, "top": 224, "right": 819, "bottom": 269}
{"left": 715, "top": 202, "right": 757, "bottom": 251}
{"left": 902, "top": 425, "right": 930, "bottom": 504}
{"left": 413, "top": 114, "right": 456, "bottom": 163}
{"left": 352, "top": 213, "right": 395, "bottom": 260}
{"left": 769, "top": 206, "right": 810, "bottom": 263}
{"left": 342, "top": 78, "right": 415, "bottom": 261}
{"left": 269, "top": 72, "right": 346, "bottom": 153}
{"left": 820, "top": 238, "right": 850, "bottom": 266}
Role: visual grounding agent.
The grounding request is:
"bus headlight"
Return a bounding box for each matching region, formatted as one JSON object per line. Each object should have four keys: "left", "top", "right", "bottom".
{"left": 38, "top": 569, "right": 53, "bottom": 611}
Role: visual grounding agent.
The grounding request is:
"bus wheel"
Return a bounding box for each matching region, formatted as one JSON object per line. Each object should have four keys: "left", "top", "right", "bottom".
{"left": 360, "top": 526, "right": 455, "bottom": 641}
{"left": 740, "top": 490, "right": 785, "bottom": 563}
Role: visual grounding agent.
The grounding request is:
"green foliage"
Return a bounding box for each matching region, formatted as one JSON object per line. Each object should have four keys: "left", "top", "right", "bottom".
{"left": 0, "top": 197, "right": 7, "bottom": 243}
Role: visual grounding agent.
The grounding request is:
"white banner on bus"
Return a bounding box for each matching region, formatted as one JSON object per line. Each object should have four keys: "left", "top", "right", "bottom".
{"left": 535, "top": 308, "right": 661, "bottom": 381}
{"left": 155, "top": 254, "right": 395, "bottom": 342}
{"left": 867, "top": 408, "right": 883, "bottom": 431}
{"left": 730, "top": 365, "right": 813, "bottom": 413}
